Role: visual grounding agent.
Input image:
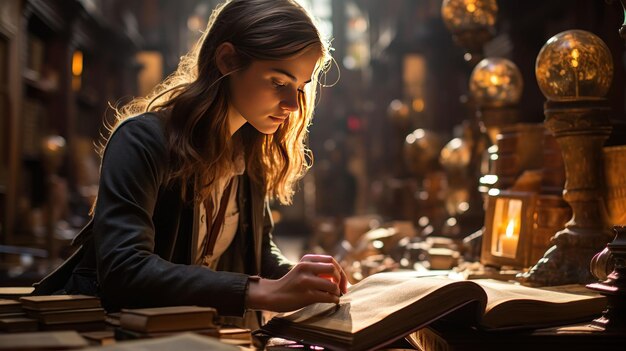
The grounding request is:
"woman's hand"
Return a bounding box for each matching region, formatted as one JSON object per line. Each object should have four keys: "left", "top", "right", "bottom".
{"left": 299, "top": 254, "right": 348, "bottom": 295}
{"left": 247, "top": 254, "right": 348, "bottom": 312}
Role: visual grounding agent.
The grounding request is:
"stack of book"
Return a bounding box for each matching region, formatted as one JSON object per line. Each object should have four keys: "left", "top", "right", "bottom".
{"left": 0, "top": 299, "right": 25, "bottom": 317}
{"left": 115, "top": 305, "right": 251, "bottom": 345}
{"left": 19, "top": 295, "right": 105, "bottom": 331}
{"left": 116, "top": 306, "right": 219, "bottom": 340}
{"left": 0, "top": 298, "right": 38, "bottom": 332}
{"left": 0, "top": 287, "right": 34, "bottom": 300}
{"left": 105, "top": 311, "right": 121, "bottom": 327}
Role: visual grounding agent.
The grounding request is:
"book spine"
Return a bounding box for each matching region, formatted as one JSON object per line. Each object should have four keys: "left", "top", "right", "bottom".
{"left": 119, "top": 314, "right": 150, "bottom": 332}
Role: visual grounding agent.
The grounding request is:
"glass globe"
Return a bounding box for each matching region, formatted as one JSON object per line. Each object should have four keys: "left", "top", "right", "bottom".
{"left": 403, "top": 129, "right": 442, "bottom": 177}
{"left": 470, "top": 58, "right": 524, "bottom": 107}
{"left": 441, "top": 0, "right": 498, "bottom": 32}
{"left": 439, "top": 137, "right": 471, "bottom": 173}
{"left": 536, "top": 30, "right": 613, "bottom": 101}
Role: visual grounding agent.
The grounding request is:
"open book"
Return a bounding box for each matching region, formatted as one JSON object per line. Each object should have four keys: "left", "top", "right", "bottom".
{"left": 257, "top": 272, "right": 607, "bottom": 351}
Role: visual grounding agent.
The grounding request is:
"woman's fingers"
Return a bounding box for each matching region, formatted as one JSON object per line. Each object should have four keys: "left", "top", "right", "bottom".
{"left": 300, "top": 255, "right": 348, "bottom": 294}
{"left": 305, "top": 276, "right": 340, "bottom": 296}
{"left": 300, "top": 254, "right": 333, "bottom": 262}
{"left": 296, "top": 263, "right": 341, "bottom": 296}
{"left": 338, "top": 267, "right": 349, "bottom": 294}
{"left": 298, "top": 261, "right": 334, "bottom": 275}
{"left": 253, "top": 260, "right": 346, "bottom": 312}
{"left": 301, "top": 255, "right": 341, "bottom": 278}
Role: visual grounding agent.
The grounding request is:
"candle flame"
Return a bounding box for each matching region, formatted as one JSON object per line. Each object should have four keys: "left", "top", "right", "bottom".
{"left": 72, "top": 51, "right": 83, "bottom": 76}
{"left": 505, "top": 219, "right": 516, "bottom": 238}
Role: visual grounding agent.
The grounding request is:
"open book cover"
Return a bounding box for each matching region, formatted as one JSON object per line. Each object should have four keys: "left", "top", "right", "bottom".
{"left": 406, "top": 320, "right": 626, "bottom": 351}
{"left": 256, "top": 272, "right": 607, "bottom": 351}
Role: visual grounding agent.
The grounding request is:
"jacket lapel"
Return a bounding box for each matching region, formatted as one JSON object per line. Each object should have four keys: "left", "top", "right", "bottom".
{"left": 247, "top": 175, "right": 263, "bottom": 274}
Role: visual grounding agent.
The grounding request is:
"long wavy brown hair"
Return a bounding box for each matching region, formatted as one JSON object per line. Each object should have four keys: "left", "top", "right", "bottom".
{"left": 102, "top": 0, "right": 331, "bottom": 205}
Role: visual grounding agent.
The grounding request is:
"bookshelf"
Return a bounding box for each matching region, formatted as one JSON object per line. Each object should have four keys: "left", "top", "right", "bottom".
{"left": 0, "top": 0, "right": 139, "bottom": 268}
{"left": 0, "top": 0, "right": 20, "bottom": 247}
{"left": 1, "top": 35, "right": 8, "bottom": 210}
{"left": 13, "top": 1, "right": 66, "bottom": 253}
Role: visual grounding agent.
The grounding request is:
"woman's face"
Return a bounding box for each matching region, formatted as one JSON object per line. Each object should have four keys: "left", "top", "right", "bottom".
{"left": 227, "top": 47, "right": 321, "bottom": 135}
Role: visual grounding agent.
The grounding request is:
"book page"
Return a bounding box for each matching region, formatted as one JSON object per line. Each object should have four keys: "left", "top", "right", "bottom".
{"left": 474, "top": 280, "right": 606, "bottom": 329}
{"left": 279, "top": 274, "right": 481, "bottom": 334}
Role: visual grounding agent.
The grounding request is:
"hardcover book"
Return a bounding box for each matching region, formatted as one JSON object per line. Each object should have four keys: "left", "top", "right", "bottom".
{"left": 119, "top": 306, "right": 218, "bottom": 333}
{"left": 19, "top": 295, "right": 101, "bottom": 311}
{"left": 0, "top": 287, "right": 34, "bottom": 300}
{"left": 0, "top": 299, "right": 22, "bottom": 314}
{"left": 407, "top": 321, "right": 626, "bottom": 351}
{"left": 27, "top": 307, "right": 105, "bottom": 325}
{"left": 257, "top": 272, "right": 607, "bottom": 351}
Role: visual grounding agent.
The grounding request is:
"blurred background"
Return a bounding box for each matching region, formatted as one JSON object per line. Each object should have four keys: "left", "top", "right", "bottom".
{"left": 1, "top": 0, "right": 625, "bottom": 287}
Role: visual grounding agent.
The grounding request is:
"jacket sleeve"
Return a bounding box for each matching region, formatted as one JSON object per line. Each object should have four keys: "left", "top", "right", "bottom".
{"left": 260, "top": 200, "right": 294, "bottom": 279}
{"left": 93, "top": 117, "right": 249, "bottom": 316}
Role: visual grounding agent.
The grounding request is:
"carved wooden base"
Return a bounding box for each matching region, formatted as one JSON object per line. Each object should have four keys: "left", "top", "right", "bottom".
{"left": 587, "top": 226, "right": 626, "bottom": 332}
{"left": 518, "top": 246, "right": 597, "bottom": 286}
{"left": 587, "top": 291, "right": 626, "bottom": 332}
{"left": 518, "top": 227, "right": 612, "bottom": 286}
{"left": 519, "top": 99, "right": 614, "bottom": 286}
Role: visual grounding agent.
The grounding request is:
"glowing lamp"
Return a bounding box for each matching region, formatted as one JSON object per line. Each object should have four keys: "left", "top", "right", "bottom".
{"left": 481, "top": 191, "right": 536, "bottom": 268}
{"left": 469, "top": 58, "right": 523, "bottom": 146}
{"left": 470, "top": 58, "right": 523, "bottom": 108}
{"left": 441, "top": 0, "right": 497, "bottom": 32}
{"left": 441, "top": 0, "right": 498, "bottom": 63}
{"left": 520, "top": 30, "right": 614, "bottom": 286}
{"left": 535, "top": 30, "right": 613, "bottom": 101}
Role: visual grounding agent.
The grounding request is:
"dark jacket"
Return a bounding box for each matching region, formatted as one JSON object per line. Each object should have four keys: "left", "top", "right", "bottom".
{"left": 33, "top": 112, "right": 293, "bottom": 317}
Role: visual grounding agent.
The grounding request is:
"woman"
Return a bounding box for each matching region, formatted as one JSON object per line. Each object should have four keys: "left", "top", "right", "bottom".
{"left": 33, "top": 0, "right": 347, "bottom": 325}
